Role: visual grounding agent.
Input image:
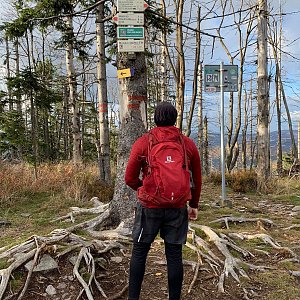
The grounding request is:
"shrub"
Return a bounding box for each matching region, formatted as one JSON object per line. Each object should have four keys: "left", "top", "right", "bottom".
{"left": 208, "top": 170, "right": 257, "bottom": 193}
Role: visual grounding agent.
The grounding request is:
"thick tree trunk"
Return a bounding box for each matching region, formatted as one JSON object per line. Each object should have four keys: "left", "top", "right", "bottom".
{"left": 96, "top": 3, "right": 111, "bottom": 184}
{"left": 256, "top": 0, "right": 270, "bottom": 184}
{"left": 65, "top": 14, "right": 81, "bottom": 163}
{"left": 109, "top": 52, "right": 147, "bottom": 224}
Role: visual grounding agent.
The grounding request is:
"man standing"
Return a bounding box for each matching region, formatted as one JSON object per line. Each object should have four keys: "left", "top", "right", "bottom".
{"left": 125, "top": 102, "right": 202, "bottom": 300}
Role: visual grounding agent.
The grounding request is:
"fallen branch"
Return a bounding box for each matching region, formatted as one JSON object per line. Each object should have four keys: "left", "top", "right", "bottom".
{"left": 210, "top": 217, "right": 274, "bottom": 229}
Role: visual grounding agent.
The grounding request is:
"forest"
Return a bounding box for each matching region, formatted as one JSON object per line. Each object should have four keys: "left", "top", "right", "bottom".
{"left": 0, "top": 0, "right": 300, "bottom": 299}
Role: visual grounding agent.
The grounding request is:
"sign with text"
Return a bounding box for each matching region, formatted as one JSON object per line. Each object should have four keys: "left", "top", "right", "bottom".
{"left": 117, "top": 27, "right": 144, "bottom": 39}
{"left": 117, "top": 0, "right": 148, "bottom": 12}
{"left": 118, "top": 40, "right": 145, "bottom": 52}
{"left": 113, "top": 13, "right": 144, "bottom": 26}
{"left": 204, "top": 65, "right": 238, "bottom": 92}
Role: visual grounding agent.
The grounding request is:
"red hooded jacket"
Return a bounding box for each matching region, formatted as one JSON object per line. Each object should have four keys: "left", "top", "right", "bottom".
{"left": 125, "top": 126, "right": 202, "bottom": 209}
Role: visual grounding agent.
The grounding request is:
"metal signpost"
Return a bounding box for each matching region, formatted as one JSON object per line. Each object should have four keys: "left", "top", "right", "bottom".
{"left": 204, "top": 63, "right": 238, "bottom": 207}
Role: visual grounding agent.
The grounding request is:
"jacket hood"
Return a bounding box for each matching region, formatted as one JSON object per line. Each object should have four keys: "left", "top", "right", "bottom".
{"left": 149, "top": 126, "right": 181, "bottom": 142}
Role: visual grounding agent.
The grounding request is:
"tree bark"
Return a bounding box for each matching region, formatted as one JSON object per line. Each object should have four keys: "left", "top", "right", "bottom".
{"left": 185, "top": 6, "right": 201, "bottom": 138}
{"left": 109, "top": 51, "right": 147, "bottom": 224}
{"left": 256, "top": 0, "right": 270, "bottom": 184}
{"left": 96, "top": 3, "right": 111, "bottom": 184}
{"left": 65, "top": 13, "right": 81, "bottom": 163}
{"left": 175, "top": 0, "right": 185, "bottom": 130}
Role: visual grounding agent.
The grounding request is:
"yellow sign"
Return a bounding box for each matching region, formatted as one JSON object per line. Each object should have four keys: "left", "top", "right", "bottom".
{"left": 117, "top": 68, "right": 134, "bottom": 78}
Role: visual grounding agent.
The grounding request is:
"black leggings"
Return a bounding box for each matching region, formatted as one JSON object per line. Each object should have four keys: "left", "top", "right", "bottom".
{"left": 128, "top": 241, "right": 183, "bottom": 300}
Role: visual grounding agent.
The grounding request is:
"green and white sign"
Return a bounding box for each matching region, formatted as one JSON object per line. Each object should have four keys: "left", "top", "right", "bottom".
{"left": 117, "top": 27, "right": 144, "bottom": 39}
{"left": 204, "top": 65, "right": 238, "bottom": 92}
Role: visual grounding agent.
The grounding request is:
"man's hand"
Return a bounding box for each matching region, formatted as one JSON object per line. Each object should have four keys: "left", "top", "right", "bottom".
{"left": 188, "top": 206, "right": 198, "bottom": 221}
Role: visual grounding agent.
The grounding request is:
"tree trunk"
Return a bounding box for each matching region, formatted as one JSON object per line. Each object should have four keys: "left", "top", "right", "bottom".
{"left": 14, "top": 37, "right": 23, "bottom": 158}
{"left": 279, "top": 78, "right": 298, "bottom": 160}
{"left": 241, "top": 89, "right": 248, "bottom": 170}
{"left": 5, "top": 36, "right": 13, "bottom": 111}
{"left": 175, "top": 0, "right": 185, "bottom": 130}
{"left": 25, "top": 30, "right": 38, "bottom": 177}
{"left": 109, "top": 51, "right": 147, "bottom": 224}
{"left": 256, "top": 0, "right": 270, "bottom": 185}
{"left": 65, "top": 14, "right": 81, "bottom": 163}
{"left": 203, "top": 116, "right": 209, "bottom": 176}
{"left": 96, "top": 3, "right": 111, "bottom": 184}
{"left": 185, "top": 6, "right": 201, "bottom": 137}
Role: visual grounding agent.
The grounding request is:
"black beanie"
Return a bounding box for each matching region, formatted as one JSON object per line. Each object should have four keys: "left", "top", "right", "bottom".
{"left": 154, "top": 102, "right": 177, "bottom": 127}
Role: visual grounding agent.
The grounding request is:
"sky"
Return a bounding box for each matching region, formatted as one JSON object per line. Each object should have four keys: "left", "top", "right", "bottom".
{"left": 0, "top": 0, "right": 299, "bottom": 133}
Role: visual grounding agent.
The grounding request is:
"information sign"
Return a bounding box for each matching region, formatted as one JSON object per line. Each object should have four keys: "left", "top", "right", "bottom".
{"left": 117, "top": 27, "right": 144, "bottom": 39}
{"left": 118, "top": 40, "right": 145, "bottom": 52}
{"left": 204, "top": 65, "right": 238, "bottom": 92}
{"left": 112, "top": 13, "right": 144, "bottom": 26}
{"left": 117, "top": 0, "right": 148, "bottom": 12}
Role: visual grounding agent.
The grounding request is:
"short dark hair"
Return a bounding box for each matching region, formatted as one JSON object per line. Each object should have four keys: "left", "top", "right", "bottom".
{"left": 154, "top": 102, "right": 177, "bottom": 127}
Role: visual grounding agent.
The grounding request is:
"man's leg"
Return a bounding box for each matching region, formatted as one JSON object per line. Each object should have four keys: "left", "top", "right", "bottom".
{"left": 128, "top": 242, "right": 151, "bottom": 300}
{"left": 165, "top": 242, "right": 183, "bottom": 300}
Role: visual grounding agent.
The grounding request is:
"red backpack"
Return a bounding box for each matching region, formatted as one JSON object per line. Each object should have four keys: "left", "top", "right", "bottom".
{"left": 140, "top": 132, "right": 191, "bottom": 207}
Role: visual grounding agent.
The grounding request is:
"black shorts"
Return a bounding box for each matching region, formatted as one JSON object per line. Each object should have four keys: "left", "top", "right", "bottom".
{"left": 132, "top": 202, "right": 188, "bottom": 244}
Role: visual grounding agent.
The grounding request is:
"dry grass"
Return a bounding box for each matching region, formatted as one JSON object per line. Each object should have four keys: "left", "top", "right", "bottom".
{"left": 0, "top": 162, "right": 114, "bottom": 209}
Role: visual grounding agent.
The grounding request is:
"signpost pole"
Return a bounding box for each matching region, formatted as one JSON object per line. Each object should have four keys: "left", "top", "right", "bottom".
{"left": 220, "top": 61, "right": 226, "bottom": 206}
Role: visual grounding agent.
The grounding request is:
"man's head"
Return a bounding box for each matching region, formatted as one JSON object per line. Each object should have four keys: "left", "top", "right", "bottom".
{"left": 154, "top": 102, "right": 177, "bottom": 127}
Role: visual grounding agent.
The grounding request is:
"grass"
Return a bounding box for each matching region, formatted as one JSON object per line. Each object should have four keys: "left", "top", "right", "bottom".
{"left": 254, "top": 272, "right": 300, "bottom": 300}
{"left": 0, "top": 162, "right": 114, "bottom": 249}
{"left": 1, "top": 164, "right": 300, "bottom": 299}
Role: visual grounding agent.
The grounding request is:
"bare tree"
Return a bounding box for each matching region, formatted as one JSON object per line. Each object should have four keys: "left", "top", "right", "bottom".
{"left": 65, "top": 13, "right": 81, "bottom": 163}
{"left": 216, "top": 0, "right": 255, "bottom": 172}
{"left": 96, "top": 3, "right": 111, "bottom": 184}
{"left": 256, "top": 0, "right": 270, "bottom": 185}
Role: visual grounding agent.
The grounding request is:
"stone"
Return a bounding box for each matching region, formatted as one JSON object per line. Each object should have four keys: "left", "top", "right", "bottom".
{"left": 25, "top": 254, "right": 58, "bottom": 272}
{"left": 110, "top": 256, "right": 123, "bottom": 263}
{"left": 292, "top": 206, "right": 300, "bottom": 212}
{"left": 45, "top": 285, "right": 57, "bottom": 296}
{"left": 57, "top": 282, "right": 67, "bottom": 289}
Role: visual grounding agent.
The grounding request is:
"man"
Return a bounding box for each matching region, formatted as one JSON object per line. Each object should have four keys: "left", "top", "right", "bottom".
{"left": 125, "top": 101, "right": 202, "bottom": 300}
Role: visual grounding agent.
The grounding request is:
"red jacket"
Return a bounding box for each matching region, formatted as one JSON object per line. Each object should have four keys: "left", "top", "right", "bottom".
{"left": 125, "top": 126, "right": 202, "bottom": 209}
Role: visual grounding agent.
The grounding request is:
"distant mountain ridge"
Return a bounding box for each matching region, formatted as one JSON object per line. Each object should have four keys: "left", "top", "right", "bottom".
{"left": 191, "top": 129, "right": 299, "bottom": 157}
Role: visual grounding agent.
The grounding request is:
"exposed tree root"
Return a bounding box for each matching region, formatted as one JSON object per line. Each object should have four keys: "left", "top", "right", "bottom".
{"left": 1, "top": 205, "right": 299, "bottom": 298}
{"left": 210, "top": 216, "right": 274, "bottom": 229}
{"left": 189, "top": 223, "right": 271, "bottom": 293}
{"left": 227, "top": 232, "right": 298, "bottom": 258}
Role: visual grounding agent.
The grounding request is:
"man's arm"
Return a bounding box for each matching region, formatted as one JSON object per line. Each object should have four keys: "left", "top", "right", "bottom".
{"left": 125, "top": 138, "right": 145, "bottom": 191}
{"left": 188, "top": 140, "right": 202, "bottom": 209}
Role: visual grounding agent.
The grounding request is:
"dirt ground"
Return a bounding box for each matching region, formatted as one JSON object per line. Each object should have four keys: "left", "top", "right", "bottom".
{"left": 3, "top": 185, "right": 300, "bottom": 300}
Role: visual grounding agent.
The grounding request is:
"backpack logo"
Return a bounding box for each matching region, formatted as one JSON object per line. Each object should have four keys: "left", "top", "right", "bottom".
{"left": 165, "top": 156, "right": 175, "bottom": 163}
